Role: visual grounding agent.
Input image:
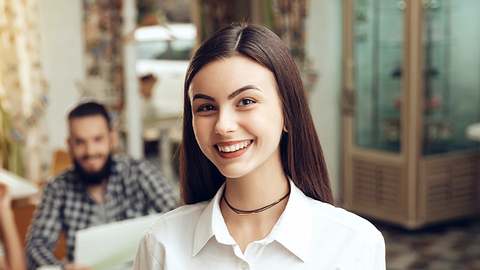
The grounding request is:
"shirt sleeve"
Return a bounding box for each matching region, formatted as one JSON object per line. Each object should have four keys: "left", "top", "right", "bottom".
{"left": 137, "top": 160, "right": 178, "bottom": 212}
{"left": 25, "top": 181, "right": 65, "bottom": 269}
{"left": 133, "top": 232, "right": 165, "bottom": 270}
{"left": 370, "top": 229, "right": 386, "bottom": 270}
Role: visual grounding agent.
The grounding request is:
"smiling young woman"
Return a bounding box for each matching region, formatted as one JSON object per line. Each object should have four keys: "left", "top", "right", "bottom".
{"left": 133, "top": 23, "right": 385, "bottom": 270}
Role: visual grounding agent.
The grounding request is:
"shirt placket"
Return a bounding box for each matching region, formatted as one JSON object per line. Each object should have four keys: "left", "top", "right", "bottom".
{"left": 233, "top": 241, "right": 267, "bottom": 270}
{"left": 231, "top": 245, "right": 250, "bottom": 270}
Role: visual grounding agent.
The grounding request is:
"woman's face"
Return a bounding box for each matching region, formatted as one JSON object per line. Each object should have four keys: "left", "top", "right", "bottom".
{"left": 189, "top": 55, "right": 284, "bottom": 179}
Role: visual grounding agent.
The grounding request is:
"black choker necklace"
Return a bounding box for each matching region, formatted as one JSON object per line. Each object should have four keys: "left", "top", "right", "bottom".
{"left": 222, "top": 184, "right": 291, "bottom": 215}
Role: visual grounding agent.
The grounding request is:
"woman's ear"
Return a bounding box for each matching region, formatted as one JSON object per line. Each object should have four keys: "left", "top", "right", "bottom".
{"left": 283, "top": 117, "right": 288, "bottom": 133}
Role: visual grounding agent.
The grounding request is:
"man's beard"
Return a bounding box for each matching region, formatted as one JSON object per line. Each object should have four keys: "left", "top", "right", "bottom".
{"left": 73, "top": 154, "right": 114, "bottom": 186}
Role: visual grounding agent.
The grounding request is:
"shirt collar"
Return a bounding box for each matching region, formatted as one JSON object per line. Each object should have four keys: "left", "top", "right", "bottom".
{"left": 271, "top": 180, "right": 313, "bottom": 262}
{"left": 193, "top": 183, "right": 234, "bottom": 256}
{"left": 192, "top": 180, "right": 313, "bottom": 262}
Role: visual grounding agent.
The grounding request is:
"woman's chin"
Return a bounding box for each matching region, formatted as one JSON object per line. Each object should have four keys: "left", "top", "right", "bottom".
{"left": 217, "top": 165, "right": 252, "bottom": 180}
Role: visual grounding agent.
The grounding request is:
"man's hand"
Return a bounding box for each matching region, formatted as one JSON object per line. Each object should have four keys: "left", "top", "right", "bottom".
{"left": 64, "top": 263, "right": 93, "bottom": 270}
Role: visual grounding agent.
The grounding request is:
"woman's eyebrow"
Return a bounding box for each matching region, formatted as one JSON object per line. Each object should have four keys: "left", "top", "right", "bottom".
{"left": 227, "top": 85, "right": 262, "bottom": 99}
{"left": 192, "top": 93, "right": 214, "bottom": 101}
{"left": 192, "top": 85, "right": 262, "bottom": 101}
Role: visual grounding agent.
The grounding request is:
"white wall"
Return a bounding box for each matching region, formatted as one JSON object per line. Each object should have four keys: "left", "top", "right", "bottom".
{"left": 38, "top": 0, "right": 84, "bottom": 154}
{"left": 305, "top": 0, "right": 343, "bottom": 200}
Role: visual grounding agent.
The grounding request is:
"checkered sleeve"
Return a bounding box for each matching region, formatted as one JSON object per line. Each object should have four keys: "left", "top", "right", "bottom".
{"left": 137, "top": 160, "right": 178, "bottom": 212}
{"left": 26, "top": 181, "right": 64, "bottom": 269}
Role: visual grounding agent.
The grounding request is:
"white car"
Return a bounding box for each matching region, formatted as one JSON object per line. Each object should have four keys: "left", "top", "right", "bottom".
{"left": 135, "top": 23, "right": 196, "bottom": 116}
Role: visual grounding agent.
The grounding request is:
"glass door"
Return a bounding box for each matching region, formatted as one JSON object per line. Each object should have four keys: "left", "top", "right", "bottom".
{"left": 422, "top": 0, "right": 480, "bottom": 155}
{"left": 353, "top": 0, "right": 405, "bottom": 153}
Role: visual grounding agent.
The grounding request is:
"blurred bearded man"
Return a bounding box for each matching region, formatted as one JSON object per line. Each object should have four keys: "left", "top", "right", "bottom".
{"left": 26, "top": 101, "right": 178, "bottom": 270}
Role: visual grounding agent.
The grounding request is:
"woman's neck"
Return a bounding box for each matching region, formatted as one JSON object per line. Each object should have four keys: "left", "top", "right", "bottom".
{"left": 220, "top": 162, "right": 290, "bottom": 252}
{"left": 223, "top": 169, "right": 289, "bottom": 211}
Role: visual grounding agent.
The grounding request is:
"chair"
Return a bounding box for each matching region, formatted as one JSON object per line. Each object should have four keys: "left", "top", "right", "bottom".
{"left": 13, "top": 149, "right": 71, "bottom": 261}
{"left": 48, "top": 149, "right": 71, "bottom": 259}
{"left": 50, "top": 149, "right": 71, "bottom": 176}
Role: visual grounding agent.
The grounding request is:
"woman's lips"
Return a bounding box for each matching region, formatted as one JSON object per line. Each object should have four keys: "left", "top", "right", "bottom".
{"left": 215, "top": 140, "right": 253, "bottom": 159}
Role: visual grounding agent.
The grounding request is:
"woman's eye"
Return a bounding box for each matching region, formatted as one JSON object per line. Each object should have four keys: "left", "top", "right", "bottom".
{"left": 238, "top": 98, "right": 256, "bottom": 107}
{"left": 196, "top": 104, "right": 216, "bottom": 112}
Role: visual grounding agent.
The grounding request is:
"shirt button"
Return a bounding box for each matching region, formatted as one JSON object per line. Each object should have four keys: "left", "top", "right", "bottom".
{"left": 240, "top": 262, "right": 249, "bottom": 270}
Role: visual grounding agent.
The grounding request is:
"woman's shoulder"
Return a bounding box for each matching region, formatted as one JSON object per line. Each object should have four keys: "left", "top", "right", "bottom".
{"left": 307, "top": 198, "right": 383, "bottom": 239}
{"left": 135, "top": 203, "right": 208, "bottom": 268}
{"left": 147, "top": 201, "right": 209, "bottom": 237}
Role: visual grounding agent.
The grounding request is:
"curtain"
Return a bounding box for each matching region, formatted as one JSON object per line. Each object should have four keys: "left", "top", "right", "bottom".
{"left": 81, "top": 0, "right": 124, "bottom": 118}
{"left": 0, "top": 0, "right": 49, "bottom": 180}
{"left": 194, "top": 0, "right": 253, "bottom": 42}
{"left": 270, "top": 0, "right": 317, "bottom": 95}
{"left": 194, "top": 0, "right": 317, "bottom": 94}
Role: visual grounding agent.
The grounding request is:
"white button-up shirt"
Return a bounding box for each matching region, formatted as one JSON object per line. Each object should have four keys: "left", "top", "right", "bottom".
{"left": 133, "top": 181, "right": 385, "bottom": 269}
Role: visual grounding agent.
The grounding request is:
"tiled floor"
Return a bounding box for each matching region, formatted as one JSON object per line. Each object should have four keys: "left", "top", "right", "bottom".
{"left": 378, "top": 218, "right": 480, "bottom": 270}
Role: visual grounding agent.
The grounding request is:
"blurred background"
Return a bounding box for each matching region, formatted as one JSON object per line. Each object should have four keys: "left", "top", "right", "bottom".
{"left": 0, "top": 0, "right": 479, "bottom": 269}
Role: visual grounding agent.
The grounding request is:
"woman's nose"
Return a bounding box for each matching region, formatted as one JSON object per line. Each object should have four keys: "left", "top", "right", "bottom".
{"left": 214, "top": 109, "right": 238, "bottom": 135}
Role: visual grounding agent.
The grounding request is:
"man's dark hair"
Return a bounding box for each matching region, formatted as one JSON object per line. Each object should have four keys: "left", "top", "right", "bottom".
{"left": 68, "top": 101, "right": 112, "bottom": 130}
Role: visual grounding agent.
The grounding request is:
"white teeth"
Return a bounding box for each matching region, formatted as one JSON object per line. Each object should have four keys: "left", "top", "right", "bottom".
{"left": 217, "top": 141, "right": 251, "bottom": 153}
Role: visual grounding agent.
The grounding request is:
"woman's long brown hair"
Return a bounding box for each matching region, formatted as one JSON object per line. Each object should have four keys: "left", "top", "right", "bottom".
{"left": 180, "top": 23, "right": 333, "bottom": 204}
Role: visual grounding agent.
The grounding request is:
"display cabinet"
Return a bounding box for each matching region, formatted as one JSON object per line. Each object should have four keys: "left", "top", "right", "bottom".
{"left": 342, "top": 0, "right": 480, "bottom": 228}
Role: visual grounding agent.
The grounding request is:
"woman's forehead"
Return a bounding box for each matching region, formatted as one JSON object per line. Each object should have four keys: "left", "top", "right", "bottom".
{"left": 189, "top": 56, "right": 277, "bottom": 97}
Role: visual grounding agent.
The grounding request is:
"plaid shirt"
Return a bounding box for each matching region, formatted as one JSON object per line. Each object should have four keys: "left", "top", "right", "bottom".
{"left": 26, "top": 155, "right": 178, "bottom": 269}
